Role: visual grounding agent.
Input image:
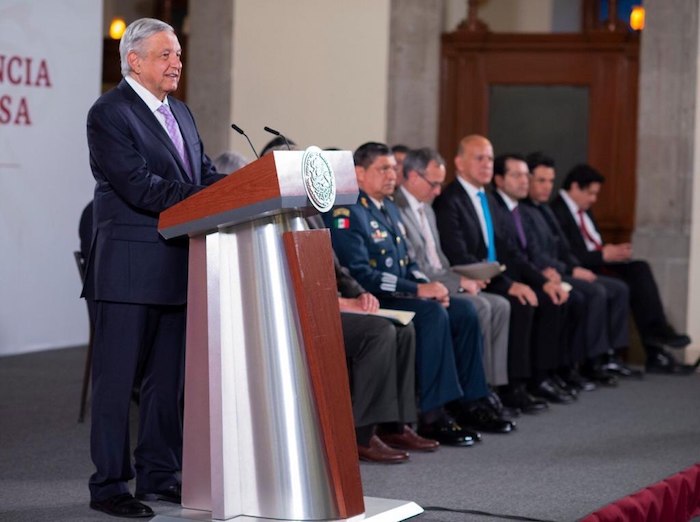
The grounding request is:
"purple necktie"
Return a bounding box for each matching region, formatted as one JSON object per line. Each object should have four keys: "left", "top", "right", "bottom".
{"left": 511, "top": 205, "right": 527, "bottom": 250}
{"left": 157, "top": 104, "right": 192, "bottom": 181}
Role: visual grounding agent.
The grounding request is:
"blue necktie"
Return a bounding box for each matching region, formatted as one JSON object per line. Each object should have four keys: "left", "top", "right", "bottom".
{"left": 477, "top": 191, "right": 497, "bottom": 262}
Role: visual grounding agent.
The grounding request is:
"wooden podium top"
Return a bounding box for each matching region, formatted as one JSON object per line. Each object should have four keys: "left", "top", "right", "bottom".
{"left": 159, "top": 150, "right": 358, "bottom": 239}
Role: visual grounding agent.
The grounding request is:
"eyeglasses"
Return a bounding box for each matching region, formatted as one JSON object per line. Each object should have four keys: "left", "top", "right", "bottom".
{"left": 415, "top": 170, "right": 442, "bottom": 190}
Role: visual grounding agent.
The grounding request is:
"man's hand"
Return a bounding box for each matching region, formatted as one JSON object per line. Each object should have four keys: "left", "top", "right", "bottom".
{"left": 459, "top": 276, "right": 485, "bottom": 295}
{"left": 418, "top": 281, "right": 450, "bottom": 307}
{"left": 508, "top": 282, "right": 538, "bottom": 306}
{"left": 602, "top": 243, "right": 632, "bottom": 262}
{"left": 338, "top": 292, "right": 379, "bottom": 313}
{"left": 541, "top": 267, "right": 562, "bottom": 283}
{"left": 357, "top": 292, "right": 379, "bottom": 312}
{"left": 542, "top": 281, "right": 569, "bottom": 305}
{"left": 572, "top": 266, "right": 597, "bottom": 282}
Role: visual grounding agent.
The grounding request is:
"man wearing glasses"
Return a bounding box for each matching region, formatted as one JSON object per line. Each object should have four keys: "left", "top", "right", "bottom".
{"left": 393, "top": 147, "right": 516, "bottom": 419}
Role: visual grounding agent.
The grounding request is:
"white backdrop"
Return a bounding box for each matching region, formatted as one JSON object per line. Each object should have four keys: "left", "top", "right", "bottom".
{"left": 0, "top": 0, "right": 102, "bottom": 356}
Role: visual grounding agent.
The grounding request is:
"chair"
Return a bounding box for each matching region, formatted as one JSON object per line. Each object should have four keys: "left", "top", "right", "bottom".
{"left": 74, "top": 251, "right": 93, "bottom": 423}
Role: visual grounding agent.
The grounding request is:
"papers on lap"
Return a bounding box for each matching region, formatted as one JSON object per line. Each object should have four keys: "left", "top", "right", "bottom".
{"left": 342, "top": 308, "right": 416, "bottom": 326}
{"left": 451, "top": 261, "right": 505, "bottom": 281}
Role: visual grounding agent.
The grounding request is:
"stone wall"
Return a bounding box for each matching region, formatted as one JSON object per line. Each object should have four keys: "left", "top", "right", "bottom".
{"left": 633, "top": 0, "right": 699, "bottom": 333}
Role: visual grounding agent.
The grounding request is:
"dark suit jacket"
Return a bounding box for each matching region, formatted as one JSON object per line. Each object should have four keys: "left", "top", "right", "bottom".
{"left": 550, "top": 195, "right": 605, "bottom": 268}
{"left": 84, "top": 79, "right": 224, "bottom": 305}
{"left": 323, "top": 190, "right": 428, "bottom": 296}
{"left": 520, "top": 198, "right": 581, "bottom": 275}
{"left": 433, "top": 180, "right": 546, "bottom": 294}
{"left": 393, "top": 187, "right": 463, "bottom": 294}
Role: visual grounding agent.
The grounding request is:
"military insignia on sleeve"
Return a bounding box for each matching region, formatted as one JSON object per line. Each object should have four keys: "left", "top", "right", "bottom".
{"left": 333, "top": 208, "right": 350, "bottom": 217}
{"left": 334, "top": 217, "right": 350, "bottom": 229}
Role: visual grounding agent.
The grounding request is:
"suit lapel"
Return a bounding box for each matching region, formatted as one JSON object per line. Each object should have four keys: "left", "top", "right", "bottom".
{"left": 453, "top": 181, "right": 487, "bottom": 251}
{"left": 169, "top": 100, "right": 199, "bottom": 184}
{"left": 118, "top": 81, "right": 192, "bottom": 183}
{"left": 393, "top": 189, "right": 421, "bottom": 239}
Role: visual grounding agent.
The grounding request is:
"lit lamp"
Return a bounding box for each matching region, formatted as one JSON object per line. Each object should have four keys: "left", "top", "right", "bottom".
{"left": 109, "top": 17, "right": 126, "bottom": 40}
{"left": 630, "top": 6, "right": 645, "bottom": 31}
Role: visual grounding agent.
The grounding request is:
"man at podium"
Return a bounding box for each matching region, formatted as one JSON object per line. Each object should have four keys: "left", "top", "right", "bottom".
{"left": 83, "top": 18, "right": 224, "bottom": 518}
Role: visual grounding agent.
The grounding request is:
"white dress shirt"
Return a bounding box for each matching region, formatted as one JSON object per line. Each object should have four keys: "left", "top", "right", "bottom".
{"left": 559, "top": 189, "right": 603, "bottom": 251}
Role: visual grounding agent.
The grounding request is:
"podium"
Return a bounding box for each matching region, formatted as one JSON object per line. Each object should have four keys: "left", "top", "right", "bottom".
{"left": 156, "top": 150, "right": 422, "bottom": 522}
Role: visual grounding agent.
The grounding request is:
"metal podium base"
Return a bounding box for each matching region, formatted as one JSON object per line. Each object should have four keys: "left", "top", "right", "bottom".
{"left": 152, "top": 497, "right": 423, "bottom": 522}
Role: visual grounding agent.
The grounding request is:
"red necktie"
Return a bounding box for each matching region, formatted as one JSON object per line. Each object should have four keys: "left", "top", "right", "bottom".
{"left": 577, "top": 209, "right": 601, "bottom": 251}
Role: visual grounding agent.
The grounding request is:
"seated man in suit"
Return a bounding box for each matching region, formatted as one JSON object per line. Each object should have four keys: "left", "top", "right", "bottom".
{"left": 433, "top": 135, "right": 569, "bottom": 410}
{"left": 492, "top": 153, "right": 622, "bottom": 390}
{"left": 524, "top": 152, "right": 633, "bottom": 381}
{"left": 488, "top": 153, "right": 581, "bottom": 403}
{"left": 393, "top": 147, "right": 517, "bottom": 420}
{"left": 551, "top": 164, "right": 693, "bottom": 374}
{"left": 307, "top": 215, "right": 438, "bottom": 463}
{"left": 325, "top": 142, "right": 514, "bottom": 444}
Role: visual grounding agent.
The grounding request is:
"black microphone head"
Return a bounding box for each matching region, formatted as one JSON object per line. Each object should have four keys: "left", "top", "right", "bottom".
{"left": 263, "top": 126, "right": 281, "bottom": 136}
{"left": 231, "top": 123, "right": 245, "bottom": 135}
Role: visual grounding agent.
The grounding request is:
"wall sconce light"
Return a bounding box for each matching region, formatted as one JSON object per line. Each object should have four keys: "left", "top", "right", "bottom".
{"left": 109, "top": 17, "right": 127, "bottom": 40}
{"left": 630, "top": 6, "right": 645, "bottom": 31}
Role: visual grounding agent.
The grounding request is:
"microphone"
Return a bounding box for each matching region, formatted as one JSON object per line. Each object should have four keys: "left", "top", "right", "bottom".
{"left": 230, "top": 123, "right": 259, "bottom": 159}
{"left": 263, "top": 126, "right": 292, "bottom": 151}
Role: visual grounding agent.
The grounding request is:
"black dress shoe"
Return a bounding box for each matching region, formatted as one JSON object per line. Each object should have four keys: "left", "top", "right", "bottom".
{"left": 646, "top": 350, "right": 697, "bottom": 375}
{"left": 602, "top": 355, "right": 644, "bottom": 378}
{"left": 458, "top": 404, "right": 515, "bottom": 434}
{"left": 550, "top": 374, "right": 578, "bottom": 399}
{"left": 582, "top": 365, "right": 619, "bottom": 387}
{"left": 136, "top": 483, "right": 181, "bottom": 504}
{"left": 484, "top": 391, "right": 520, "bottom": 419}
{"left": 418, "top": 415, "right": 475, "bottom": 446}
{"left": 530, "top": 379, "right": 575, "bottom": 404}
{"left": 499, "top": 385, "right": 548, "bottom": 414}
{"left": 647, "top": 331, "right": 692, "bottom": 349}
{"left": 563, "top": 370, "right": 596, "bottom": 392}
{"left": 90, "top": 493, "right": 154, "bottom": 518}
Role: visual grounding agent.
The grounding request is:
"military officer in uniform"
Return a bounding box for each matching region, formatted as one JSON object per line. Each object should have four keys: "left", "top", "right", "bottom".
{"left": 324, "top": 142, "right": 514, "bottom": 442}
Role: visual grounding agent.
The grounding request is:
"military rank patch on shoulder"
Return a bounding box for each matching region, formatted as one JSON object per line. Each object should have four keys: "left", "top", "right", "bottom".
{"left": 334, "top": 217, "right": 350, "bottom": 229}
{"left": 332, "top": 207, "right": 350, "bottom": 217}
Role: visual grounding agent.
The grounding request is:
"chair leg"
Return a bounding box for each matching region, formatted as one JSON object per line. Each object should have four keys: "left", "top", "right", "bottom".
{"left": 78, "top": 324, "right": 94, "bottom": 423}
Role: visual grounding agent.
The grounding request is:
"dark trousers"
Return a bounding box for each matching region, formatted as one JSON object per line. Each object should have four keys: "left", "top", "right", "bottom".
{"left": 341, "top": 314, "right": 416, "bottom": 427}
{"left": 89, "top": 301, "right": 185, "bottom": 501}
{"left": 566, "top": 277, "right": 615, "bottom": 363}
{"left": 596, "top": 275, "right": 630, "bottom": 350}
{"left": 530, "top": 289, "right": 568, "bottom": 376}
{"left": 380, "top": 296, "right": 488, "bottom": 412}
{"left": 503, "top": 297, "right": 535, "bottom": 380}
{"left": 598, "top": 260, "right": 667, "bottom": 349}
